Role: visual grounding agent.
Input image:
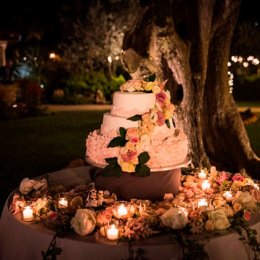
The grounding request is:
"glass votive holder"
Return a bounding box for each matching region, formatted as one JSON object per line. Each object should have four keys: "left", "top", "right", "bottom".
{"left": 22, "top": 205, "right": 34, "bottom": 222}
{"left": 106, "top": 224, "right": 119, "bottom": 241}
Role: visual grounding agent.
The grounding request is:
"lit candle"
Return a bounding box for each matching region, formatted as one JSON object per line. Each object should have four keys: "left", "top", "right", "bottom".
{"left": 58, "top": 198, "right": 68, "bottom": 207}
{"left": 198, "top": 170, "right": 207, "bottom": 179}
{"left": 223, "top": 191, "right": 233, "bottom": 200}
{"left": 22, "top": 206, "right": 34, "bottom": 221}
{"left": 106, "top": 224, "right": 119, "bottom": 241}
{"left": 117, "top": 204, "right": 128, "bottom": 218}
{"left": 198, "top": 199, "right": 208, "bottom": 208}
{"left": 201, "top": 180, "right": 211, "bottom": 190}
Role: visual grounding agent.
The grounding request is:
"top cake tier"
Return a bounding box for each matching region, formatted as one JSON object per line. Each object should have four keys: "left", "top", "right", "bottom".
{"left": 111, "top": 92, "right": 156, "bottom": 118}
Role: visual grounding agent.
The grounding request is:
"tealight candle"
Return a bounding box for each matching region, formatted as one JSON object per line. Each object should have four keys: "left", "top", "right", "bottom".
{"left": 198, "top": 198, "right": 208, "bottom": 208}
{"left": 106, "top": 224, "right": 119, "bottom": 241}
{"left": 58, "top": 198, "right": 68, "bottom": 207}
{"left": 22, "top": 206, "right": 34, "bottom": 221}
{"left": 198, "top": 170, "right": 207, "bottom": 179}
{"left": 201, "top": 180, "right": 211, "bottom": 190}
{"left": 117, "top": 204, "right": 128, "bottom": 218}
{"left": 223, "top": 191, "right": 233, "bottom": 200}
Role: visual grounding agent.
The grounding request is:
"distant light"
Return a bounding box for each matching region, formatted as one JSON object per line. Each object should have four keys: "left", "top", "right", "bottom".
{"left": 238, "top": 56, "right": 243, "bottom": 63}
{"left": 228, "top": 71, "right": 234, "bottom": 88}
{"left": 227, "top": 62, "right": 231, "bottom": 67}
{"left": 12, "top": 104, "right": 17, "bottom": 108}
{"left": 252, "top": 58, "right": 259, "bottom": 65}
{"left": 231, "top": 56, "right": 238, "bottom": 62}
{"left": 49, "top": 53, "right": 56, "bottom": 59}
{"left": 23, "top": 57, "right": 27, "bottom": 61}
{"left": 247, "top": 56, "right": 254, "bottom": 61}
{"left": 115, "top": 56, "right": 119, "bottom": 60}
{"left": 254, "top": 22, "right": 258, "bottom": 26}
{"left": 40, "top": 84, "right": 44, "bottom": 89}
{"left": 34, "top": 57, "right": 37, "bottom": 61}
{"left": 243, "top": 62, "right": 249, "bottom": 68}
{"left": 107, "top": 56, "right": 112, "bottom": 63}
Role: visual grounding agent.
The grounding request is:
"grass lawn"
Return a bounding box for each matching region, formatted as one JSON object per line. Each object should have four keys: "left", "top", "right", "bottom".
{"left": 0, "top": 110, "right": 259, "bottom": 211}
{"left": 0, "top": 110, "right": 107, "bottom": 209}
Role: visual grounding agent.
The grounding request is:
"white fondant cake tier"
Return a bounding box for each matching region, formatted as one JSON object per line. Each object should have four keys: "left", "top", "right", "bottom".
{"left": 101, "top": 113, "right": 139, "bottom": 134}
{"left": 86, "top": 129, "right": 189, "bottom": 169}
{"left": 101, "top": 112, "right": 176, "bottom": 136}
{"left": 111, "top": 91, "right": 156, "bottom": 118}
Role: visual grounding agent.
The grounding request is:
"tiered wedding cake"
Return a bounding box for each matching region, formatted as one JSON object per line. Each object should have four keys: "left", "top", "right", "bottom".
{"left": 86, "top": 79, "right": 189, "bottom": 174}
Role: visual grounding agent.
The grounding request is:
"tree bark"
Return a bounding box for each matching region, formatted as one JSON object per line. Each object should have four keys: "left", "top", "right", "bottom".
{"left": 122, "top": 0, "right": 260, "bottom": 178}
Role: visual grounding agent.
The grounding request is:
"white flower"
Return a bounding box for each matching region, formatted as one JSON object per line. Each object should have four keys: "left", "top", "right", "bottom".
{"left": 19, "top": 178, "right": 36, "bottom": 195}
{"left": 71, "top": 209, "right": 96, "bottom": 236}
{"left": 19, "top": 177, "right": 48, "bottom": 195}
{"left": 237, "top": 191, "right": 256, "bottom": 210}
{"left": 34, "top": 178, "right": 48, "bottom": 191}
{"left": 207, "top": 208, "right": 230, "bottom": 230}
{"left": 160, "top": 207, "right": 188, "bottom": 230}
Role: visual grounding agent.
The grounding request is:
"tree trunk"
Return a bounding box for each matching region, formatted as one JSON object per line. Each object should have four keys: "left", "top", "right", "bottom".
{"left": 122, "top": 0, "right": 260, "bottom": 178}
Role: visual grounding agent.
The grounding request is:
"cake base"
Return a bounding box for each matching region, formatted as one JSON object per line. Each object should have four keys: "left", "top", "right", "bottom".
{"left": 93, "top": 168, "right": 181, "bottom": 201}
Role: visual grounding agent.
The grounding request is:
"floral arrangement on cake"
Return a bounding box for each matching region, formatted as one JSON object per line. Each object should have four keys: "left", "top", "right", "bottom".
{"left": 10, "top": 167, "right": 260, "bottom": 257}
{"left": 104, "top": 79, "right": 176, "bottom": 175}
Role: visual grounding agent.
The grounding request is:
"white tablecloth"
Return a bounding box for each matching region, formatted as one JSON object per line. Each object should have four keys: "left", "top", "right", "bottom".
{"left": 0, "top": 166, "right": 259, "bottom": 260}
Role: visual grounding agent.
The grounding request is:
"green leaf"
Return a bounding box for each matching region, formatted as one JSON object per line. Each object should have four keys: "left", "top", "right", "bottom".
{"left": 138, "top": 152, "right": 150, "bottom": 164}
{"left": 166, "top": 119, "right": 171, "bottom": 129}
{"left": 107, "top": 136, "right": 127, "bottom": 147}
{"left": 127, "top": 115, "right": 142, "bottom": 121}
{"left": 135, "top": 164, "right": 151, "bottom": 177}
{"left": 103, "top": 163, "right": 122, "bottom": 177}
{"left": 119, "top": 127, "right": 126, "bottom": 138}
{"left": 105, "top": 157, "right": 118, "bottom": 164}
{"left": 144, "top": 73, "right": 156, "bottom": 82}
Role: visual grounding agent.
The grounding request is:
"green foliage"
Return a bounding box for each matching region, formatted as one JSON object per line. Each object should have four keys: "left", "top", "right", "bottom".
{"left": 138, "top": 152, "right": 150, "bottom": 165}
{"left": 231, "top": 211, "right": 260, "bottom": 259}
{"left": 107, "top": 136, "right": 127, "bottom": 147}
{"left": 64, "top": 71, "right": 125, "bottom": 104}
{"left": 127, "top": 115, "right": 142, "bottom": 121}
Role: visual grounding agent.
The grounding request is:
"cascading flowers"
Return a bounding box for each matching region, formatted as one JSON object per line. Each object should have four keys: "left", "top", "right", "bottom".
{"left": 104, "top": 79, "right": 176, "bottom": 176}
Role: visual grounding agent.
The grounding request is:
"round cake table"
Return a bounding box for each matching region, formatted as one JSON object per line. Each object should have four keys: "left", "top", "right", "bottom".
{"left": 0, "top": 166, "right": 259, "bottom": 260}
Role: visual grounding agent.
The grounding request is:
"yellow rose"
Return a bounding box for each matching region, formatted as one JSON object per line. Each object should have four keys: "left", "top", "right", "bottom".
{"left": 232, "top": 202, "right": 243, "bottom": 213}
{"left": 144, "top": 82, "right": 155, "bottom": 91}
{"left": 142, "top": 113, "right": 150, "bottom": 123}
{"left": 120, "top": 162, "right": 135, "bottom": 172}
{"left": 223, "top": 205, "right": 234, "bottom": 217}
{"left": 126, "top": 127, "right": 139, "bottom": 139}
{"left": 152, "top": 84, "right": 161, "bottom": 94}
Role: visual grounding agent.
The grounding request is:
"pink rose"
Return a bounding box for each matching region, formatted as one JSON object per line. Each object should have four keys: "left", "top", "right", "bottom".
{"left": 157, "top": 111, "right": 165, "bottom": 126}
{"left": 216, "top": 171, "right": 229, "bottom": 185}
{"left": 232, "top": 173, "right": 245, "bottom": 182}
{"left": 156, "top": 91, "right": 167, "bottom": 105}
{"left": 121, "top": 149, "right": 138, "bottom": 163}
{"left": 97, "top": 208, "right": 113, "bottom": 226}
